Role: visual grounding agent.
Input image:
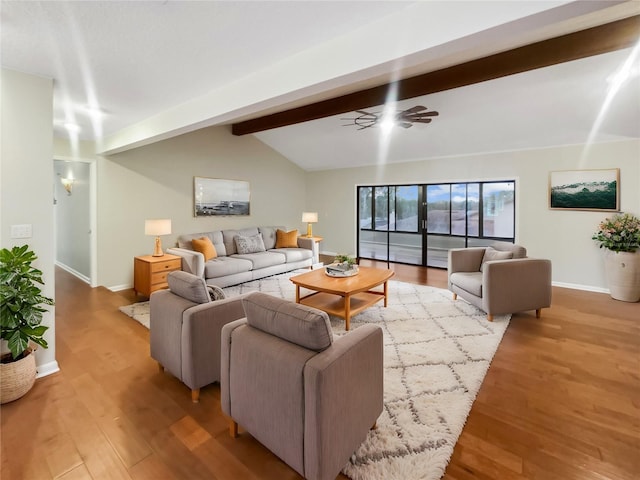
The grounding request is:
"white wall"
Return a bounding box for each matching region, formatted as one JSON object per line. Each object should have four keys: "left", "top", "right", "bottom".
{"left": 1, "top": 68, "right": 58, "bottom": 376}
{"left": 54, "top": 160, "right": 91, "bottom": 280}
{"left": 94, "top": 126, "right": 308, "bottom": 289}
{"left": 306, "top": 139, "right": 640, "bottom": 291}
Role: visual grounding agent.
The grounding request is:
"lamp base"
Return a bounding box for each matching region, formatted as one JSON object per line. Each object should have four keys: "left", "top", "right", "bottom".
{"left": 152, "top": 236, "right": 164, "bottom": 257}
{"left": 306, "top": 223, "right": 313, "bottom": 238}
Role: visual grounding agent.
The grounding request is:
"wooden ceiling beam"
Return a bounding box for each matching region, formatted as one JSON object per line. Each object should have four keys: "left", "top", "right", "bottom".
{"left": 232, "top": 15, "right": 639, "bottom": 136}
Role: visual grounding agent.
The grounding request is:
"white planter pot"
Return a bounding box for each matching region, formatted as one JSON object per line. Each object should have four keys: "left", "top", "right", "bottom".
{"left": 603, "top": 250, "right": 640, "bottom": 302}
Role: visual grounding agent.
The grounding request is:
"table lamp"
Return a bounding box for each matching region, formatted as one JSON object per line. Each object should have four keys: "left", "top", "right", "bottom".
{"left": 301, "top": 212, "right": 318, "bottom": 238}
{"left": 145, "top": 219, "right": 172, "bottom": 257}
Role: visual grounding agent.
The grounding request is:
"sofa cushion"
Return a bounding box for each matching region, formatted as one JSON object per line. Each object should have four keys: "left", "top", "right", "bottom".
{"left": 204, "top": 256, "right": 253, "bottom": 279}
{"left": 269, "top": 247, "right": 312, "bottom": 263}
{"left": 233, "top": 251, "right": 286, "bottom": 270}
{"left": 450, "top": 272, "right": 483, "bottom": 297}
{"left": 258, "top": 226, "right": 286, "bottom": 250}
{"left": 167, "top": 271, "right": 211, "bottom": 304}
{"left": 275, "top": 229, "right": 299, "bottom": 248}
{"left": 192, "top": 237, "right": 217, "bottom": 261}
{"left": 242, "top": 292, "right": 333, "bottom": 352}
{"left": 177, "top": 231, "right": 226, "bottom": 256}
{"left": 223, "top": 228, "right": 259, "bottom": 255}
{"left": 480, "top": 247, "right": 513, "bottom": 272}
{"left": 490, "top": 241, "right": 527, "bottom": 259}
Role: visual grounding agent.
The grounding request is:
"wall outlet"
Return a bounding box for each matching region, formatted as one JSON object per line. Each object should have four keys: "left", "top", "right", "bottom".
{"left": 11, "top": 224, "right": 32, "bottom": 239}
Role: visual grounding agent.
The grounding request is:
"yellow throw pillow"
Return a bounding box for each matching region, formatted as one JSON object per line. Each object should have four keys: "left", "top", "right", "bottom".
{"left": 275, "top": 229, "right": 299, "bottom": 248}
{"left": 192, "top": 237, "right": 217, "bottom": 261}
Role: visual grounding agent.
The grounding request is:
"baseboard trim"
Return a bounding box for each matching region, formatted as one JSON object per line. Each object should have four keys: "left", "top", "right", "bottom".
{"left": 36, "top": 360, "right": 60, "bottom": 378}
{"left": 552, "top": 281, "right": 608, "bottom": 294}
{"left": 55, "top": 261, "right": 90, "bottom": 284}
{"left": 109, "top": 284, "right": 133, "bottom": 292}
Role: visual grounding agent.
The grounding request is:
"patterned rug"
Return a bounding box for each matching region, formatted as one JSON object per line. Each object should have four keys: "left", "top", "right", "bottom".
{"left": 119, "top": 271, "right": 510, "bottom": 480}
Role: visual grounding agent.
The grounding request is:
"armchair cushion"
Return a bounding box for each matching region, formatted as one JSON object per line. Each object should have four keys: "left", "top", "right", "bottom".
{"left": 242, "top": 292, "right": 333, "bottom": 352}
{"left": 480, "top": 247, "right": 513, "bottom": 271}
{"left": 167, "top": 271, "right": 211, "bottom": 304}
{"left": 449, "top": 271, "right": 483, "bottom": 297}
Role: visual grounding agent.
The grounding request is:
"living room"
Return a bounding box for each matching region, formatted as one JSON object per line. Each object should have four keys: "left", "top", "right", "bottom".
{"left": 2, "top": 1, "right": 639, "bottom": 479}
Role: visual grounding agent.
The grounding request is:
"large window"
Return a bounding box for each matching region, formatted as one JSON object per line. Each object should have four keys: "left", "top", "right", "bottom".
{"left": 358, "top": 180, "right": 515, "bottom": 267}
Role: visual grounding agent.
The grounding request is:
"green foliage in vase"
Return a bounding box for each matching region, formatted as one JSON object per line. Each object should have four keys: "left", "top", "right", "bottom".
{"left": 592, "top": 212, "right": 640, "bottom": 253}
{"left": 0, "top": 245, "right": 54, "bottom": 360}
{"left": 334, "top": 254, "right": 356, "bottom": 266}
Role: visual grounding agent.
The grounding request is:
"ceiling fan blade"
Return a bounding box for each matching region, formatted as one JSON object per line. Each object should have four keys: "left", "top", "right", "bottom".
{"left": 411, "top": 118, "right": 433, "bottom": 124}
{"left": 403, "top": 105, "right": 427, "bottom": 114}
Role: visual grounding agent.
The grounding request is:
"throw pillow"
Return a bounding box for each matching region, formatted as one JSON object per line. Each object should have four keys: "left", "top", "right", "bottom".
{"left": 275, "top": 229, "right": 299, "bottom": 248}
{"left": 235, "top": 233, "right": 266, "bottom": 254}
{"left": 480, "top": 247, "right": 513, "bottom": 272}
{"left": 207, "top": 285, "right": 226, "bottom": 301}
{"left": 192, "top": 237, "right": 217, "bottom": 261}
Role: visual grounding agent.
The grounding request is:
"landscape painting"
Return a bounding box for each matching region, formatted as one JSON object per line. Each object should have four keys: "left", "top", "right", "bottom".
{"left": 549, "top": 169, "right": 619, "bottom": 211}
{"left": 194, "top": 177, "right": 250, "bottom": 216}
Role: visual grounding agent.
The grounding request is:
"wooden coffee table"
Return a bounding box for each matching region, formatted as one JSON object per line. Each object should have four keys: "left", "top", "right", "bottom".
{"left": 290, "top": 266, "right": 394, "bottom": 330}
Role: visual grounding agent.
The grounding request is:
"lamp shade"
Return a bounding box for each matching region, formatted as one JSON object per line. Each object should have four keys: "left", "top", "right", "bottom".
{"left": 145, "top": 219, "right": 172, "bottom": 236}
{"left": 301, "top": 212, "right": 318, "bottom": 223}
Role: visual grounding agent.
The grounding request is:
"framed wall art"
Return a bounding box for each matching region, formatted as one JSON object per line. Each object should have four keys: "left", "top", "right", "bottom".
{"left": 549, "top": 168, "right": 619, "bottom": 211}
{"left": 194, "top": 177, "right": 250, "bottom": 217}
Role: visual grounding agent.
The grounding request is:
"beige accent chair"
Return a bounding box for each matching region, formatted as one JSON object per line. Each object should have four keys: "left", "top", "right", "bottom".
{"left": 448, "top": 242, "right": 552, "bottom": 321}
{"left": 150, "top": 271, "right": 246, "bottom": 402}
{"left": 221, "top": 292, "right": 383, "bottom": 480}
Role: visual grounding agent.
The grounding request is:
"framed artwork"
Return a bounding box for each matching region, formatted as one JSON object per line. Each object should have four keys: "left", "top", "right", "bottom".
{"left": 194, "top": 177, "right": 250, "bottom": 217}
{"left": 549, "top": 168, "right": 619, "bottom": 211}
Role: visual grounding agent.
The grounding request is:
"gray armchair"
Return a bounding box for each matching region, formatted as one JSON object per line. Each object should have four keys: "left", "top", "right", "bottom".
{"left": 150, "top": 271, "right": 246, "bottom": 402}
{"left": 221, "top": 292, "right": 383, "bottom": 480}
{"left": 448, "top": 242, "right": 552, "bottom": 321}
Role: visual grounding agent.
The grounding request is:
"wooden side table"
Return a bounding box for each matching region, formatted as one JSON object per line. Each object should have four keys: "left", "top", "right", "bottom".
{"left": 134, "top": 254, "right": 181, "bottom": 297}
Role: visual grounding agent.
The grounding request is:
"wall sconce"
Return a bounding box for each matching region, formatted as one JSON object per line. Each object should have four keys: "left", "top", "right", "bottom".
{"left": 301, "top": 212, "right": 318, "bottom": 238}
{"left": 60, "top": 177, "right": 75, "bottom": 195}
{"left": 145, "top": 219, "right": 172, "bottom": 257}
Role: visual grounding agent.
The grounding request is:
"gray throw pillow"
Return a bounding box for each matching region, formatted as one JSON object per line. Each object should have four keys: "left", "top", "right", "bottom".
{"left": 234, "top": 233, "right": 266, "bottom": 254}
{"left": 167, "top": 271, "right": 211, "bottom": 304}
{"left": 480, "top": 247, "right": 513, "bottom": 272}
{"left": 207, "top": 285, "right": 226, "bottom": 301}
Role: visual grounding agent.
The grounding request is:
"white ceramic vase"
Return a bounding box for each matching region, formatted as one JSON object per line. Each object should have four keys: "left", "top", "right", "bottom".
{"left": 603, "top": 250, "right": 640, "bottom": 302}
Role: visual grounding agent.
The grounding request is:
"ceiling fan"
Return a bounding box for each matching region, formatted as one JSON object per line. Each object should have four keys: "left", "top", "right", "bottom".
{"left": 342, "top": 105, "right": 439, "bottom": 130}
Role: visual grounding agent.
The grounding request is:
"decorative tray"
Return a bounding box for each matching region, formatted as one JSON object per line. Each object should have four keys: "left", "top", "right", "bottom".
{"left": 325, "top": 264, "right": 359, "bottom": 277}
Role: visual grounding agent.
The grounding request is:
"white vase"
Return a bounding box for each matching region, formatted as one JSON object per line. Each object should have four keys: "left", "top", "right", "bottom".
{"left": 603, "top": 250, "right": 640, "bottom": 302}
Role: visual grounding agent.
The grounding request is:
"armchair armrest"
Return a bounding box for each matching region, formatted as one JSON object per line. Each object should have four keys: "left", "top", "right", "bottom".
{"left": 220, "top": 318, "right": 248, "bottom": 417}
{"left": 483, "top": 258, "right": 552, "bottom": 315}
{"left": 303, "top": 324, "right": 383, "bottom": 480}
{"left": 181, "top": 296, "right": 248, "bottom": 389}
{"left": 166, "top": 247, "right": 205, "bottom": 277}
{"left": 448, "top": 248, "right": 485, "bottom": 287}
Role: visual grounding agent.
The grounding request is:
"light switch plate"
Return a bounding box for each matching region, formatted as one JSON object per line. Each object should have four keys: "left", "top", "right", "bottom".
{"left": 11, "top": 224, "right": 32, "bottom": 239}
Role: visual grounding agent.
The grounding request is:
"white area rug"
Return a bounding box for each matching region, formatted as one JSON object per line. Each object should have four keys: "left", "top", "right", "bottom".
{"left": 119, "top": 271, "right": 510, "bottom": 480}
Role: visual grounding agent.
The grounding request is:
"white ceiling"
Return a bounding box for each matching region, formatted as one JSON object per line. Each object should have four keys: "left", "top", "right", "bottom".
{"left": 2, "top": 1, "right": 639, "bottom": 171}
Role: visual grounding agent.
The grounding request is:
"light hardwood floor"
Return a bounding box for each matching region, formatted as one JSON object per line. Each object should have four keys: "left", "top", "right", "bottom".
{"left": 1, "top": 260, "right": 638, "bottom": 479}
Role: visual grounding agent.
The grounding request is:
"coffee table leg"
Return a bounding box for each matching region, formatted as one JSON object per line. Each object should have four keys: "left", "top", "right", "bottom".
{"left": 295, "top": 285, "right": 300, "bottom": 303}
{"left": 384, "top": 280, "right": 389, "bottom": 307}
{"left": 345, "top": 294, "right": 351, "bottom": 331}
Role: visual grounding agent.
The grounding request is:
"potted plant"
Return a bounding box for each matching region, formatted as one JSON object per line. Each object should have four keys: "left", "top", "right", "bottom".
{"left": 592, "top": 212, "right": 640, "bottom": 302}
{"left": 0, "top": 245, "right": 54, "bottom": 403}
{"left": 334, "top": 254, "right": 357, "bottom": 268}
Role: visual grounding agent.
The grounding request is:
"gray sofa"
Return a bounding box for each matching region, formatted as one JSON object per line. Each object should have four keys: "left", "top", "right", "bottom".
{"left": 221, "top": 292, "right": 383, "bottom": 480}
{"left": 167, "top": 226, "right": 316, "bottom": 288}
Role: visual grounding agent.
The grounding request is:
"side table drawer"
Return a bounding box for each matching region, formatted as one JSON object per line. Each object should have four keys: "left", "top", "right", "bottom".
{"left": 151, "top": 258, "right": 181, "bottom": 273}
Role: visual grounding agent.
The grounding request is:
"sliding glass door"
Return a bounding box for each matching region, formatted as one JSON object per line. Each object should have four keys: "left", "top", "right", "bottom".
{"left": 358, "top": 180, "right": 515, "bottom": 268}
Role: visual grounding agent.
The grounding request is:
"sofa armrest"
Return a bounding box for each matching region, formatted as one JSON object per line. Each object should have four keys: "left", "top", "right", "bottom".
{"left": 482, "top": 258, "right": 552, "bottom": 315}
{"left": 167, "top": 247, "right": 205, "bottom": 277}
{"left": 220, "top": 318, "right": 249, "bottom": 417}
{"left": 303, "top": 324, "right": 383, "bottom": 480}
{"left": 181, "top": 295, "right": 248, "bottom": 390}
{"left": 296, "top": 236, "right": 313, "bottom": 250}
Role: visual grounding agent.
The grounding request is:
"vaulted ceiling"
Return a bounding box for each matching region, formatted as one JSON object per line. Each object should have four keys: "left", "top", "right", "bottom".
{"left": 2, "top": 1, "right": 639, "bottom": 170}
